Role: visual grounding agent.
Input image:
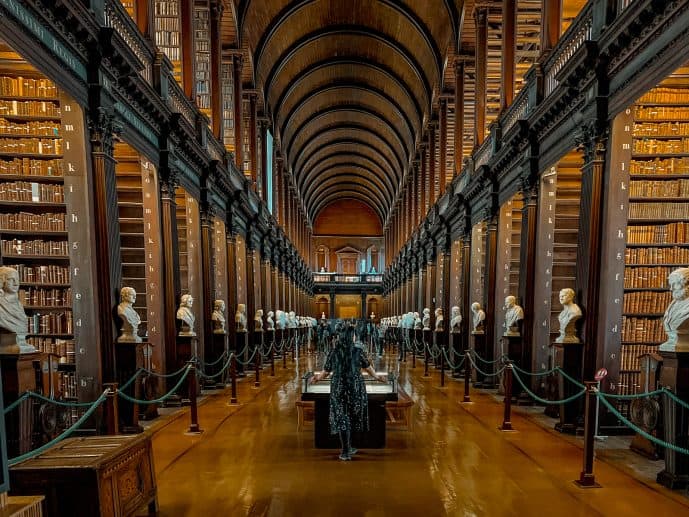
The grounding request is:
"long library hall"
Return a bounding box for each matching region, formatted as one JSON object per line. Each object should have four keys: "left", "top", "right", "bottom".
{"left": 1, "top": 1, "right": 689, "bottom": 516}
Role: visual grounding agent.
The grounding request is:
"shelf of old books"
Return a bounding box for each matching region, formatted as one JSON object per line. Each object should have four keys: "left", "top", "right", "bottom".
{"left": 0, "top": 41, "right": 94, "bottom": 405}
{"left": 495, "top": 193, "right": 523, "bottom": 341}
{"left": 194, "top": 2, "right": 212, "bottom": 122}
{"left": 617, "top": 66, "right": 689, "bottom": 404}
{"left": 154, "top": 0, "right": 183, "bottom": 85}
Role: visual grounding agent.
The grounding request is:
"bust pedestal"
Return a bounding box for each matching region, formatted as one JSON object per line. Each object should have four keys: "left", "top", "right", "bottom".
{"left": 163, "top": 335, "right": 197, "bottom": 407}
{"left": 1, "top": 351, "right": 40, "bottom": 457}
{"left": 207, "top": 331, "right": 228, "bottom": 389}
{"left": 657, "top": 350, "right": 689, "bottom": 489}
{"left": 234, "top": 331, "right": 247, "bottom": 377}
{"left": 139, "top": 342, "right": 159, "bottom": 421}
{"left": 471, "top": 331, "right": 487, "bottom": 387}
{"left": 274, "top": 329, "right": 284, "bottom": 358}
{"left": 265, "top": 329, "right": 276, "bottom": 373}
{"left": 503, "top": 333, "right": 529, "bottom": 404}
{"left": 422, "top": 329, "right": 432, "bottom": 370}
{"left": 116, "top": 340, "right": 146, "bottom": 433}
{"left": 450, "top": 332, "right": 463, "bottom": 378}
{"left": 552, "top": 341, "right": 584, "bottom": 435}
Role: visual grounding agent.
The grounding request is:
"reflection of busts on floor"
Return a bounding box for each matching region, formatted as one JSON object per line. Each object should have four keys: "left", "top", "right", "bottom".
{"left": 212, "top": 299, "right": 226, "bottom": 334}
{"left": 556, "top": 288, "right": 582, "bottom": 343}
{"left": 660, "top": 267, "right": 689, "bottom": 351}
{"left": 0, "top": 265, "right": 33, "bottom": 353}
{"left": 177, "top": 294, "right": 196, "bottom": 337}
{"left": 117, "top": 286, "right": 142, "bottom": 343}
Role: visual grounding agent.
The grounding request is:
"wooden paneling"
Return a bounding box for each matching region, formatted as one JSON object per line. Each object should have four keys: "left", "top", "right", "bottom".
{"left": 313, "top": 200, "right": 383, "bottom": 236}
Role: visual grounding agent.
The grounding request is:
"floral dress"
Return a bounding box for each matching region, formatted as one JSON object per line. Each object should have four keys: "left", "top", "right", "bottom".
{"left": 323, "top": 344, "right": 370, "bottom": 434}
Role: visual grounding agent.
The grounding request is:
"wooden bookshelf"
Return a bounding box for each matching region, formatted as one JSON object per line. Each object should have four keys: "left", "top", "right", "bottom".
{"left": 154, "top": 0, "right": 183, "bottom": 85}
{"left": 0, "top": 68, "right": 78, "bottom": 401}
{"left": 221, "top": 60, "right": 235, "bottom": 152}
{"left": 495, "top": 193, "right": 523, "bottom": 338}
{"left": 193, "top": 1, "right": 211, "bottom": 122}
{"left": 470, "top": 221, "right": 487, "bottom": 311}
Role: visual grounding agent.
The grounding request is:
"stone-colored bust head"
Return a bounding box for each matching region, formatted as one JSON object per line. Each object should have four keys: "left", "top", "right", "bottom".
{"left": 434, "top": 308, "right": 444, "bottom": 332}
{"left": 504, "top": 296, "right": 524, "bottom": 337}
{"left": 254, "top": 309, "right": 264, "bottom": 332}
{"left": 117, "top": 286, "right": 141, "bottom": 343}
{"left": 0, "top": 265, "right": 31, "bottom": 352}
{"left": 661, "top": 267, "right": 689, "bottom": 351}
{"left": 556, "top": 288, "right": 582, "bottom": 343}
{"left": 266, "top": 310, "right": 275, "bottom": 330}
{"left": 422, "top": 308, "right": 431, "bottom": 330}
{"left": 471, "top": 302, "right": 486, "bottom": 333}
{"left": 235, "top": 303, "right": 247, "bottom": 332}
{"left": 450, "top": 306, "right": 462, "bottom": 333}
{"left": 177, "top": 294, "right": 196, "bottom": 336}
{"left": 212, "top": 299, "right": 226, "bottom": 334}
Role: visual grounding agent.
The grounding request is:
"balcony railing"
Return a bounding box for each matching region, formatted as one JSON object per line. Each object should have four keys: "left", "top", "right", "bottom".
{"left": 313, "top": 273, "right": 383, "bottom": 284}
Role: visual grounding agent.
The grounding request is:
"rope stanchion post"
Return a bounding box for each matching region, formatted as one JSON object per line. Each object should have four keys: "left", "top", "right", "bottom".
{"left": 500, "top": 363, "right": 514, "bottom": 431}
{"left": 423, "top": 337, "right": 430, "bottom": 378}
{"left": 463, "top": 351, "right": 472, "bottom": 402}
{"left": 411, "top": 338, "right": 416, "bottom": 368}
{"left": 440, "top": 339, "right": 446, "bottom": 387}
{"left": 576, "top": 381, "right": 601, "bottom": 488}
{"left": 187, "top": 360, "right": 202, "bottom": 434}
{"left": 230, "top": 354, "right": 238, "bottom": 404}
{"left": 254, "top": 333, "right": 262, "bottom": 388}
{"left": 103, "top": 383, "right": 119, "bottom": 435}
{"left": 283, "top": 339, "right": 287, "bottom": 368}
{"left": 270, "top": 337, "right": 275, "bottom": 376}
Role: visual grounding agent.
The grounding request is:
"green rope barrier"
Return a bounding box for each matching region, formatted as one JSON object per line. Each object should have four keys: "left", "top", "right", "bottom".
{"left": 512, "top": 364, "right": 558, "bottom": 377}
{"left": 662, "top": 388, "right": 689, "bottom": 412}
{"left": 234, "top": 346, "right": 259, "bottom": 366}
{"left": 596, "top": 388, "right": 665, "bottom": 400}
{"left": 441, "top": 348, "right": 465, "bottom": 370}
{"left": 4, "top": 391, "right": 95, "bottom": 415}
{"left": 512, "top": 369, "right": 586, "bottom": 405}
{"left": 3, "top": 392, "right": 31, "bottom": 414}
{"left": 143, "top": 361, "right": 194, "bottom": 379}
{"left": 8, "top": 389, "right": 109, "bottom": 467}
{"left": 555, "top": 367, "right": 586, "bottom": 389}
{"left": 200, "top": 351, "right": 227, "bottom": 367}
{"left": 471, "top": 350, "right": 504, "bottom": 365}
{"left": 468, "top": 355, "right": 507, "bottom": 378}
{"left": 117, "top": 365, "right": 191, "bottom": 405}
{"left": 597, "top": 393, "right": 689, "bottom": 456}
{"left": 198, "top": 354, "right": 234, "bottom": 380}
{"left": 118, "top": 368, "right": 145, "bottom": 392}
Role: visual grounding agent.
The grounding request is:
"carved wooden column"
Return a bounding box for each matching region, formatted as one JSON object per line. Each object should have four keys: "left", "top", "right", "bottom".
{"left": 209, "top": 0, "right": 223, "bottom": 138}
{"left": 232, "top": 53, "right": 244, "bottom": 170}
{"left": 575, "top": 124, "right": 610, "bottom": 380}
{"left": 518, "top": 179, "right": 539, "bottom": 376}
{"left": 501, "top": 0, "right": 517, "bottom": 110}
{"left": 259, "top": 120, "right": 268, "bottom": 202}
{"left": 248, "top": 92, "right": 258, "bottom": 190}
{"left": 275, "top": 157, "right": 283, "bottom": 223}
{"left": 88, "top": 106, "right": 123, "bottom": 383}
{"left": 420, "top": 144, "right": 428, "bottom": 217}
{"left": 261, "top": 240, "right": 272, "bottom": 313}
{"left": 412, "top": 161, "right": 419, "bottom": 228}
{"left": 483, "top": 211, "right": 499, "bottom": 387}
{"left": 439, "top": 99, "right": 448, "bottom": 194}
{"left": 199, "top": 187, "right": 215, "bottom": 364}
{"left": 135, "top": 0, "right": 154, "bottom": 37}
{"left": 159, "top": 171, "right": 181, "bottom": 379}
{"left": 474, "top": 7, "right": 488, "bottom": 146}
{"left": 454, "top": 59, "right": 465, "bottom": 174}
{"left": 245, "top": 233, "right": 257, "bottom": 344}
{"left": 541, "top": 0, "right": 562, "bottom": 53}
{"left": 426, "top": 247, "right": 437, "bottom": 317}
{"left": 226, "top": 218, "right": 239, "bottom": 355}
{"left": 272, "top": 252, "right": 280, "bottom": 311}
{"left": 411, "top": 258, "right": 419, "bottom": 313}
{"left": 460, "top": 230, "right": 472, "bottom": 356}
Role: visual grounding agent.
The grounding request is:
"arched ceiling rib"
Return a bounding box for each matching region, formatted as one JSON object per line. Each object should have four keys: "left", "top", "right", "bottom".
{"left": 235, "top": 0, "right": 461, "bottom": 224}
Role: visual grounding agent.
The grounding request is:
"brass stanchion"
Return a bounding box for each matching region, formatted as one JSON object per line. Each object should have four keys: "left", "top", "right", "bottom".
{"left": 575, "top": 381, "right": 601, "bottom": 488}
{"left": 230, "top": 355, "right": 238, "bottom": 404}
{"left": 254, "top": 337, "right": 261, "bottom": 388}
{"left": 463, "top": 351, "right": 471, "bottom": 403}
{"left": 103, "top": 382, "right": 119, "bottom": 435}
{"left": 440, "top": 343, "right": 446, "bottom": 387}
{"left": 424, "top": 340, "right": 430, "bottom": 378}
{"left": 500, "top": 362, "right": 514, "bottom": 431}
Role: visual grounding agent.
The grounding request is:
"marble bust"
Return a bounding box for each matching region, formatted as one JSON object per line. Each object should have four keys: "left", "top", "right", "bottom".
{"left": 266, "top": 310, "right": 275, "bottom": 331}
{"left": 471, "top": 302, "right": 486, "bottom": 334}
{"left": 660, "top": 267, "right": 689, "bottom": 352}
{"left": 177, "top": 294, "right": 196, "bottom": 336}
{"left": 434, "top": 308, "right": 444, "bottom": 332}
{"left": 211, "top": 299, "right": 226, "bottom": 334}
{"left": 254, "top": 309, "right": 264, "bottom": 332}
{"left": 414, "top": 311, "right": 422, "bottom": 330}
{"left": 556, "top": 288, "right": 582, "bottom": 343}
{"left": 235, "top": 303, "right": 248, "bottom": 333}
{"left": 504, "top": 296, "right": 524, "bottom": 337}
{"left": 117, "top": 286, "right": 142, "bottom": 343}
{"left": 276, "top": 310, "right": 286, "bottom": 330}
{"left": 450, "top": 306, "right": 462, "bottom": 333}
{"left": 0, "top": 266, "right": 32, "bottom": 353}
{"left": 288, "top": 311, "right": 297, "bottom": 329}
{"left": 321, "top": 312, "right": 326, "bottom": 320}
{"left": 422, "top": 308, "right": 431, "bottom": 330}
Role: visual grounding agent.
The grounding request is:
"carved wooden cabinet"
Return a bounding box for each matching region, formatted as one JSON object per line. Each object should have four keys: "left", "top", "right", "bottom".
{"left": 9, "top": 435, "right": 157, "bottom": 516}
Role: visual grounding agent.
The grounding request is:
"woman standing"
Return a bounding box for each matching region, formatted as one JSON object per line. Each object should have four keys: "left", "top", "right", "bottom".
{"left": 311, "top": 321, "right": 386, "bottom": 460}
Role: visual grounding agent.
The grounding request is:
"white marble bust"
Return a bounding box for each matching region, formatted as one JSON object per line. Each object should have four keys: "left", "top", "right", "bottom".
{"left": 471, "top": 302, "right": 486, "bottom": 334}
{"left": 450, "top": 306, "right": 462, "bottom": 333}
{"left": 266, "top": 310, "right": 275, "bottom": 331}
{"left": 321, "top": 311, "right": 326, "bottom": 320}
{"left": 660, "top": 267, "right": 689, "bottom": 352}
{"left": 276, "top": 309, "right": 286, "bottom": 330}
{"left": 212, "top": 299, "right": 226, "bottom": 334}
{"left": 434, "top": 308, "right": 444, "bottom": 332}
{"left": 254, "top": 309, "right": 264, "bottom": 332}
{"left": 556, "top": 288, "right": 582, "bottom": 343}
{"left": 117, "top": 286, "right": 141, "bottom": 343}
{"left": 235, "top": 303, "right": 247, "bottom": 333}
{"left": 504, "top": 296, "right": 524, "bottom": 337}
{"left": 0, "top": 266, "right": 32, "bottom": 353}
{"left": 177, "top": 294, "right": 196, "bottom": 337}
{"left": 414, "top": 311, "right": 422, "bottom": 330}
{"left": 422, "top": 308, "right": 431, "bottom": 330}
{"left": 288, "top": 311, "right": 297, "bottom": 329}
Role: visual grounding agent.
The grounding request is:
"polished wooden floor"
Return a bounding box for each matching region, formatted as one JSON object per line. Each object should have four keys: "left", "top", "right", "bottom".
{"left": 149, "top": 352, "right": 689, "bottom": 516}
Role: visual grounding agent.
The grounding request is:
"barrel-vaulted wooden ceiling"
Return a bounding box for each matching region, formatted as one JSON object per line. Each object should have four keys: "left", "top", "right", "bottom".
{"left": 224, "top": 0, "right": 465, "bottom": 226}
